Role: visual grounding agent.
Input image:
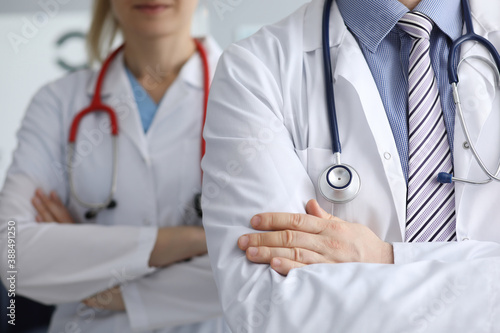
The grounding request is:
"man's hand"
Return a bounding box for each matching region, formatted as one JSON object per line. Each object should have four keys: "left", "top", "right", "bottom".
{"left": 238, "top": 199, "right": 394, "bottom": 275}
{"left": 83, "top": 286, "right": 125, "bottom": 311}
{"left": 32, "top": 189, "right": 75, "bottom": 223}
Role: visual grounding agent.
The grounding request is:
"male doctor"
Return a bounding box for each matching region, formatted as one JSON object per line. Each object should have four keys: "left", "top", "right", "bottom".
{"left": 202, "top": 0, "right": 500, "bottom": 331}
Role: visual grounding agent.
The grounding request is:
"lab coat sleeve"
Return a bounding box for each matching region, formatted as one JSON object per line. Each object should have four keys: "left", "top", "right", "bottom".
{"left": 121, "top": 255, "right": 222, "bottom": 332}
{"left": 393, "top": 240, "right": 500, "bottom": 263}
{"left": 0, "top": 84, "right": 157, "bottom": 305}
{"left": 202, "top": 44, "right": 500, "bottom": 332}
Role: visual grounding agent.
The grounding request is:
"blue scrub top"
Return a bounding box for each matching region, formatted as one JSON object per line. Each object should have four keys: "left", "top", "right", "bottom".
{"left": 125, "top": 67, "right": 159, "bottom": 133}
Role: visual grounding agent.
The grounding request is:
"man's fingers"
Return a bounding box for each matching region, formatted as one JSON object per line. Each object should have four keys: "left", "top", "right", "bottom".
{"left": 246, "top": 246, "right": 325, "bottom": 265}
{"left": 306, "top": 199, "right": 335, "bottom": 220}
{"left": 250, "top": 212, "right": 328, "bottom": 234}
{"left": 238, "top": 230, "right": 324, "bottom": 253}
{"left": 270, "top": 257, "right": 305, "bottom": 276}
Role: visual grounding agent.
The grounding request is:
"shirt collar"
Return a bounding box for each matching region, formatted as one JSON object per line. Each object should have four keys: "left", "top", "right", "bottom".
{"left": 413, "top": 0, "right": 462, "bottom": 41}
{"left": 337, "top": 0, "right": 462, "bottom": 53}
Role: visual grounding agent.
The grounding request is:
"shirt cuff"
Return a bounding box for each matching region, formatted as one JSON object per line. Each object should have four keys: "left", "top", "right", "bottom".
{"left": 392, "top": 242, "right": 419, "bottom": 265}
{"left": 127, "top": 227, "right": 158, "bottom": 279}
{"left": 121, "top": 280, "right": 149, "bottom": 332}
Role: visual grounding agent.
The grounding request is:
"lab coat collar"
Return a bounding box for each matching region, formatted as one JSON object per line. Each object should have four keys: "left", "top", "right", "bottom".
{"left": 85, "top": 50, "right": 150, "bottom": 161}
{"left": 470, "top": 0, "right": 500, "bottom": 32}
{"left": 83, "top": 37, "right": 221, "bottom": 160}
{"left": 85, "top": 36, "right": 220, "bottom": 97}
{"left": 303, "top": 0, "right": 345, "bottom": 52}
{"left": 85, "top": 50, "right": 126, "bottom": 98}
{"left": 181, "top": 36, "right": 221, "bottom": 89}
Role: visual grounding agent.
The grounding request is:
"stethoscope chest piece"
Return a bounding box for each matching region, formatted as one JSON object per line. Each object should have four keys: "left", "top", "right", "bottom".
{"left": 319, "top": 164, "right": 361, "bottom": 203}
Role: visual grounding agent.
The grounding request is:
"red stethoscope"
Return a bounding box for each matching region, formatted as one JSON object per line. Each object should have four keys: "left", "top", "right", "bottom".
{"left": 68, "top": 39, "right": 210, "bottom": 219}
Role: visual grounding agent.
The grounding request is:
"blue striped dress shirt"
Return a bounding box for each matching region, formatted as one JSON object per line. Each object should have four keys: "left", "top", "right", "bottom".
{"left": 336, "top": 0, "right": 463, "bottom": 181}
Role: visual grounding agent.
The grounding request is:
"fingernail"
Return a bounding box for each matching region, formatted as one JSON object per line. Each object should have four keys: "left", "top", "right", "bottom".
{"left": 251, "top": 216, "right": 261, "bottom": 227}
{"left": 272, "top": 258, "right": 281, "bottom": 267}
{"left": 239, "top": 235, "right": 249, "bottom": 248}
{"left": 248, "top": 247, "right": 258, "bottom": 256}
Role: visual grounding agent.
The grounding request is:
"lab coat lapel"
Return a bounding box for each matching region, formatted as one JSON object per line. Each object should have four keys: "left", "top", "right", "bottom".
{"left": 148, "top": 53, "right": 202, "bottom": 138}
{"left": 333, "top": 29, "right": 407, "bottom": 239}
{"left": 86, "top": 52, "right": 150, "bottom": 161}
{"left": 454, "top": 2, "right": 500, "bottom": 210}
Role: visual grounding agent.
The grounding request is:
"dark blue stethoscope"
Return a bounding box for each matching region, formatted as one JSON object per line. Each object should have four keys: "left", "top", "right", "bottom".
{"left": 319, "top": 0, "right": 500, "bottom": 204}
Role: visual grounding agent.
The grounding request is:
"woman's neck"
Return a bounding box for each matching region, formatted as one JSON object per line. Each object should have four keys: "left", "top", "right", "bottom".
{"left": 398, "top": 0, "right": 422, "bottom": 10}
{"left": 123, "top": 30, "right": 196, "bottom": 103}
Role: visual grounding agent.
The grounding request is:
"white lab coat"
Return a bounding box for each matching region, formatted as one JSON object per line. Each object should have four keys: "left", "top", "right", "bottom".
{"left": 202, "top": 1, "right": 500, "bottom": 332}
{"left": 0, "top": 37, "right": 226, "bottom": 333}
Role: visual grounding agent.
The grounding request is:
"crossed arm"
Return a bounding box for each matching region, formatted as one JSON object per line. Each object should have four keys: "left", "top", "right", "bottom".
{"left": 32, "top": 189, "right": 207, "bottom": 311}
{"left": 239, "top": 199, "right": 394, "bottom": 276}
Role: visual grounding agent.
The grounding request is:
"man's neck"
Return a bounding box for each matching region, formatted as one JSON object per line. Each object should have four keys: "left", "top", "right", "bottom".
{"left": 398, "top": 0, "right": 422, "bottom": 10}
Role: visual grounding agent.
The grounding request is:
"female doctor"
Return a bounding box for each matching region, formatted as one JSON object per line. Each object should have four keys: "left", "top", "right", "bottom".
{"left": 0, "top": 0, "right": 225, "bottom": 332}
{"left": 202, "top": 0, "right": 500, "bottom": 331}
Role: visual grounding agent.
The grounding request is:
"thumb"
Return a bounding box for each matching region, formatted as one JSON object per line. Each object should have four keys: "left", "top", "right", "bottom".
{"left": 306, "top": 199, "right": 334, "bottom": 220}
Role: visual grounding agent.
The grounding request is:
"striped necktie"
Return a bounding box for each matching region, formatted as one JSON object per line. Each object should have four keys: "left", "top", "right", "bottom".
{"left": 397, "top": 12, "right": 457, "bottom": 242}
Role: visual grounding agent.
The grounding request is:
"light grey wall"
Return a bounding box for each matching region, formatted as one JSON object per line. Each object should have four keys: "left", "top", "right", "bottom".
{"left": 0, "top": 0, "right": 89, "bottom": 12}
{"left": 0, "top": 0, "right": 310, "bottom": 48}
{"left": 0, "top": 0, "right": 311, "bottom": 186}
{"left": 203, "top": 0, "right": 310, "bottom": 48}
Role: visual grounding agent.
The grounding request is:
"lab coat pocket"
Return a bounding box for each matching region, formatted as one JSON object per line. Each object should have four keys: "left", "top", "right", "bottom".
{"left": 301, "top": 147, "right": 354, "bottom": 222}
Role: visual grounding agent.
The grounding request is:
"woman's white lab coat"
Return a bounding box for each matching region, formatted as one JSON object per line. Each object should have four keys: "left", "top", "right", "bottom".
{"left": 202, "top": 0, "right": 500, "bottom": 332}
{"left": 0, "top": 37, "right": 226, "bottom": 333}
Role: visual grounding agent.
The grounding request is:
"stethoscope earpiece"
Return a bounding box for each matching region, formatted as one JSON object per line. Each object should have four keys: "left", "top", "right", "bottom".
{"left": 319, "top": 163, "right": 361, "bottom": 204}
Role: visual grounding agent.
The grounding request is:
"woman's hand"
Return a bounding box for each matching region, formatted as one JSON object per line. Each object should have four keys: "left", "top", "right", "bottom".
{"left": 149, "top": 226, "right": 207, "bottom": 267}
{"left": 83, "top": 286, "right": 125, "bottom": 311}
{"left": 32, "top": 189, "right": 75, "bottom": 223}
{"left": 32, "top": 190, "right": 206, "bottom": 268}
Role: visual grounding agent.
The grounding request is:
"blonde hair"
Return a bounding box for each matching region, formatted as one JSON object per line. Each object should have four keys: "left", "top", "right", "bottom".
{"left": 87, "top": 0, "right": 120, "bottom": 65}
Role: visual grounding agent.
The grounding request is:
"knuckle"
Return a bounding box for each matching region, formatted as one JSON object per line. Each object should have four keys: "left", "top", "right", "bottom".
{"left": 283, "top": 230, "right": 294, "bottom": 247}
{"left": 293, "top": 247, "right": 302, "bottom": 262}
{"left": 290, "top": 214, "right": 303, "bottom": 229}
{"left": 255, "top": 233, "right": 264, "bottom": 246}
{"left": 327, "top": 220, "right": 345, "bottom": 232}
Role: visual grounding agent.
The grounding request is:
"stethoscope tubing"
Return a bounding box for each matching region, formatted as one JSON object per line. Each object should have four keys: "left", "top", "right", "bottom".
{"left": 443, "top": 0, "right": 500, "bottom": 185}
{"left": 321, "top": 0, "right": 500, "bottom": 195}
{"left": 68, "top": 40, "right": 210, "bottom": 215}
{"left": 322, "top": 0, "right": 341, "bottom": 155}
{"left": 448, "top": 0, "right": 500, "bottom": 85}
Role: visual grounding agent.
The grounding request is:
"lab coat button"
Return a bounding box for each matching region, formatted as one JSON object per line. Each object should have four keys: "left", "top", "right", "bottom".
{"left": 384, "top": 152, "right": 392, "bottom": 160}
{"left": 462, "top": 237, "right": 470, "bottom": 241}
{"left": 463, "top": 142, "right": 470, "bottom": 149}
